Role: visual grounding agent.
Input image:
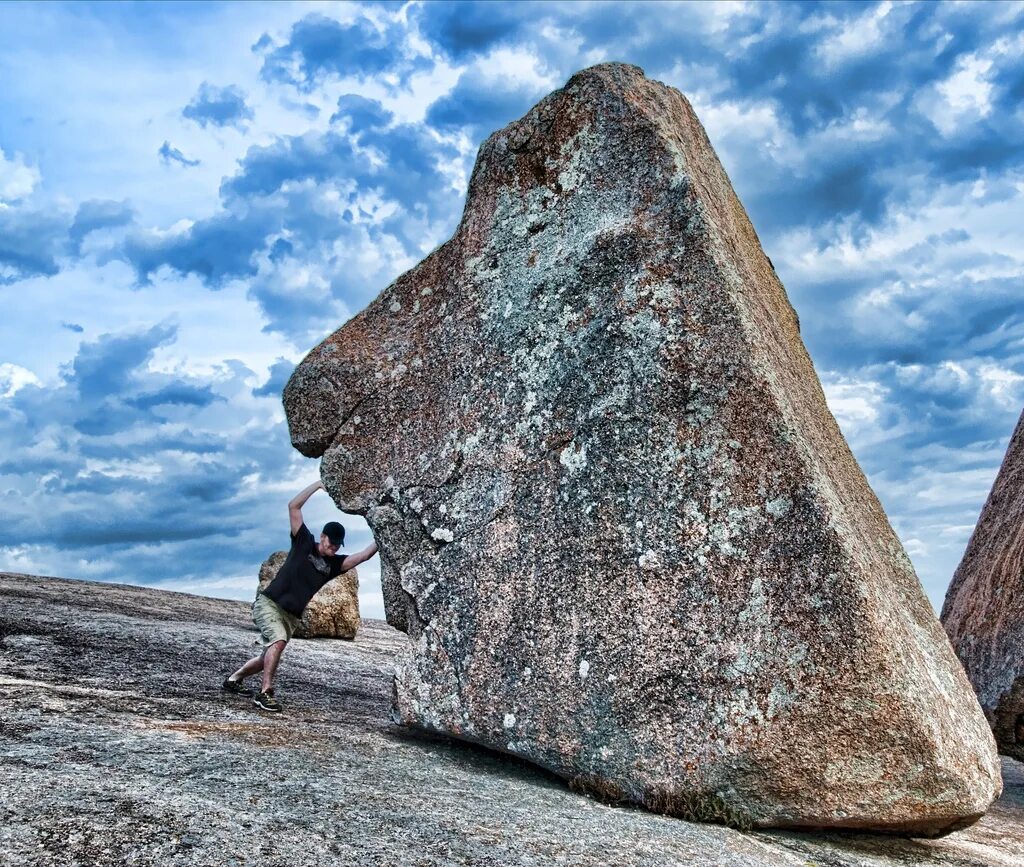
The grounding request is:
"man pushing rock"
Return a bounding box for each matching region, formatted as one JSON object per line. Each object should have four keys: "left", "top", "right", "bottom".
{"left": 223, "top": 479, "right": 378, "bottom": 713}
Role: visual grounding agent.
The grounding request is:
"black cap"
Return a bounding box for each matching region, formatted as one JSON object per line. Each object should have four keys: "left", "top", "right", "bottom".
{"left": 322, "top": 521, "right": 345, "bottom": 547}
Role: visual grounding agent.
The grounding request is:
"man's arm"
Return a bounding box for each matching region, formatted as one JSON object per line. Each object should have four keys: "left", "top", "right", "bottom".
{"left": 340, "top": 541, "right": 378, "bottom": 573}
{"left": 289, "top": 479, "right": 324, "bottom": 536}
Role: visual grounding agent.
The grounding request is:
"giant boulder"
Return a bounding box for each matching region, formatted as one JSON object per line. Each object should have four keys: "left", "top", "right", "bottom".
{"left": 284, "top": 63, "right": 999, "bottom": 832}
{"left": 943, "top": 409, "right": 1024, "bottom": 758}
{"left": 258, "top": 551, "right": 360, "bottom": 640}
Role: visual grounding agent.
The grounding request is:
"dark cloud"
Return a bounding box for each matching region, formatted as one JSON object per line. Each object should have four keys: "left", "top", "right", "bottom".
{"left": 330, "top": 94, "right": 392, "bottom": 133}
{"left": 252, "top": 357, "right": 294, "bottom": 398}
{"left": 183, "top": 82, "right": 254, "bottom": 129}
{"left": 69, "top": 199, "right": 135, "bottom": 252}
{"left": 267, "top": 238, "right": 293, "bottom": 263}
{"left": 356, "top": 123, "right": 461, "bottom": 220}
{"left": 61, "top": 322, "right": 84, "bottom": 333}
{"left": 71, "top": 323, "right": 177, "bottom": 400}
{"left": 53, "top": 516, "right": 227, "bottom": 547}
{"left": 4, "top": 1, "right": 1021, "bottom": 611}
{"left": 257, "top": 12, "right": 408, "bottom": 90}
{"left": 78, "top": 431, "right": 227, "bottom": 458}
{"left": 3, "top": 323, "right": 229, "bottom": 445}
{"left": 789, "top": 256, "right": 1024, "bottom": 376}
{"left": 125, "top": 383, "right": 222, "bottom": 411}
{"left": 120, "top": 111, "right": 462, "bottom": 340}
{"left": 158, "top": 141, "right": 200, "bottom": 167}
{"left": 0, "top": 322, "right": 299, "bottom": 573}
{"left": 0, "top": 207, "right": 70, "bottom": 283}
{"left": 412, "top": 1, "right": 541, "bottom": 59}
{"left": 0, "top": 200, "right": 133, "bottom": 284}
{"left": 72, "top": 402, "right": 145, "bottom": 436}
{"left": 426, "top": 71, "right": 548, "bottom": 142}
{"left": 123, "top": 208, "right": 279, "bottom": 286}
{"left": 220, "top": 130, "right": 358, "bottom": 200}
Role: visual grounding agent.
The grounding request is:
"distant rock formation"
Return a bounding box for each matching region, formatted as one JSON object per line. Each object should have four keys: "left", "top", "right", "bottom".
{"left": 258, "top": 551, "right": 360, "bottom": 639}
{"left": 943, "top": 409, "right": 1024, "bottom": 758}
{"left": 284, "top": 63, "right": 999, "bottom": 832}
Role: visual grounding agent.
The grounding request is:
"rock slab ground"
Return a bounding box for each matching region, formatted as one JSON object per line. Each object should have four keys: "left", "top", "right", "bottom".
{"left": 284, "top": 62, "right": 998, "bottom": 831}
{"left": 257, "top": 550, "right": 360, "bottom": 639}
{"left": 0, "top": 571, "right": 1022, "bottom": 866}
{"left": 943, "top": 409, "right": 1024, "bottom": 758}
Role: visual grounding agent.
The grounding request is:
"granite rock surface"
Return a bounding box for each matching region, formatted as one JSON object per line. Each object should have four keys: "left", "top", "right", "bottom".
{"left": 943, "top": 409, "right": 1024, "bottom": 758}
{"left": 258, "top": 550, "right": 360, "bottom": 639}
{"left": 2, "top": 571, "right": 1024, "bottom": 867}
{"left": 284, "top": 63, "right": 999, "bottom": 832}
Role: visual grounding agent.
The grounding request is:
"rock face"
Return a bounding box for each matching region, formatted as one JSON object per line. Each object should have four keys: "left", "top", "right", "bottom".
{"left": 257, "top": 551, "right": 360, "bottom": 639}
{"left": 943, "top": 410, "right": 1024, "bottom": 759}
{"left": 6, "top": 571, "right": 1024, "bottom": 867}
{"left": 284, "top": 63, "right": 999, "bottom": 832}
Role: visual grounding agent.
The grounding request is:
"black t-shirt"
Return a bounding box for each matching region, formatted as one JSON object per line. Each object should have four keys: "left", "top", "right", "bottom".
{"left": 262, "top": 523, "right": 346, "bottom": 617}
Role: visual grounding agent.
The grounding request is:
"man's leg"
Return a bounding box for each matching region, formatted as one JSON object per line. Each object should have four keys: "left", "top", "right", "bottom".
{"left": 229, "top": 651, "right": 265, "bottom": 683}
{"left": 260, "top": 640, "right": 287, "bottom": 693}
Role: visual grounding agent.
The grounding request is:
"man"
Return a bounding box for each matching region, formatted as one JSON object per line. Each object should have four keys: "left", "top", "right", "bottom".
{"left": 223, "top": 479, "right": 378, "bottom": 713}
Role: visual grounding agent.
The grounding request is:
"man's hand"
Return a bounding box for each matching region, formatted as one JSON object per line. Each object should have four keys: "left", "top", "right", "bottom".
{"left": 340, "top": 541, "right": 378, "bottom": 573}
{"left": 289, "top": 479, "right": 325, "bottom": 536}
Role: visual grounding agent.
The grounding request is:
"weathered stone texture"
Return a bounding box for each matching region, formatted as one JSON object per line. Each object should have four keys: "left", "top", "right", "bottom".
{"left": 943, "top": 409, "right": 1024, "bottom": 758}
{"left": 258, "top": 550, "right": 360, "bottom": 639}
{"left": 5, "top": 572, "right": 1024, "bottom": 866}
{"left": 285, "top": 63, "right": 999, "bottom": 832}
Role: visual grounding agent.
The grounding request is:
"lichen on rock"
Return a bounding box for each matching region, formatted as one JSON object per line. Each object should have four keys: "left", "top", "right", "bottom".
{"left": 284, "top": 63, "right": 999, "bottom": 833}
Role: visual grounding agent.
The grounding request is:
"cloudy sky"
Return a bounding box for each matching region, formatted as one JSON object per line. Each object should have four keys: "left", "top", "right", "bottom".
{"left": 1, "top": 0, "right": 1021, "bottom": 616}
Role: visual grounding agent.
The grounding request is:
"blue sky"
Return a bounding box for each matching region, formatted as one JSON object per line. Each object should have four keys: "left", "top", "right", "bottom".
{"left": 1, "top": 0, "right": 1021, "bottom": 616}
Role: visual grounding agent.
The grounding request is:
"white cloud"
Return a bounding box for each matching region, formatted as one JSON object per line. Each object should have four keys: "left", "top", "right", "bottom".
{"left": 914, "top": 31, "right": 1024, "bottom": 138}
{"left": 0, "top": 148, "right": 40, "bottom": 202}
{"left": 0, "top": 362, "right": 41, "bottom": 397}
{"left": 2, "top": 261, "right": 298, "bottom": 382}
{"left": 938, "top": 54, "right": 994, "bottom": 115}
{"left": 817, "top": 0, "right": 895, "bottom": 64}
{"left": 868, "top": 458, "right": 1006, "bottom": 610}
{"left": 893, "top": 360, "right": 969, "bottom": 391}
{"left": 690, "top": 95, "right": 793, "bottom": 157}
{"left": 0, "top": 0, "right": 1020, "bottom": 625}
{"left": 903, "top": 537, "right": 928, "bottom": 559}
{"left": 151, "top": 573, "right": 258, "bottom": 600}
{"left": 0, "top": 545, "right": 47, "bottom": 576}
{"left": 822, "top": 375, "right": 885, "bottom": 431}
{"left": 978, "top": 363, "right": 1024, "bottom": 409}
{"left": 358, "top": 589, "right": 385, "bottom": 619}
{"left": 383, "top": 57, "right": 462, "bottom": 125}
{"left": 816, "top": 106, "right": 894, "bottom": 146}
{"left": 482, "top": 46, "right": 560, "bottom": 89}
{"left": 775, "top": 172, "right": 1024, "bottom": 316}
{"left": 923, "top": 52, "right": 996, "bottom": 136}
{"left": 820, "top": 370, "right": 915, "bottom": 455}
{"left": 884, "top": 359, "right": 1024, "bottom": 424}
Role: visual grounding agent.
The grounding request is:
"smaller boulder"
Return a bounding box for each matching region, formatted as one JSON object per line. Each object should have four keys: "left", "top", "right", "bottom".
{"left": 257, "top": 551, "right": 360, "bottom": 639}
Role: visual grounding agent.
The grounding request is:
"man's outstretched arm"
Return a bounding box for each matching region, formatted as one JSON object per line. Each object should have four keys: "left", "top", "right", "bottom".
{"left": 341, "top": 541, "right": 378, "bottom": 573}
{"left": 289, "top": 479, "right": 324, "bottom": 535}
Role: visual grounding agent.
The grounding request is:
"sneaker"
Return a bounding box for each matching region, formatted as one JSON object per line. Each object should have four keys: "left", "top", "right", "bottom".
{"left": 253, "top": 689, "right": 282, "bottom": 713}
{"left": 222, "top": 676, "right": 253, "bottom": 697}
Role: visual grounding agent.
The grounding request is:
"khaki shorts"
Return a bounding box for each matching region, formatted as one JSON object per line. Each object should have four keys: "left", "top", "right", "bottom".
{"left": 252, "top": 592, "right": 301, "bottom": 649}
